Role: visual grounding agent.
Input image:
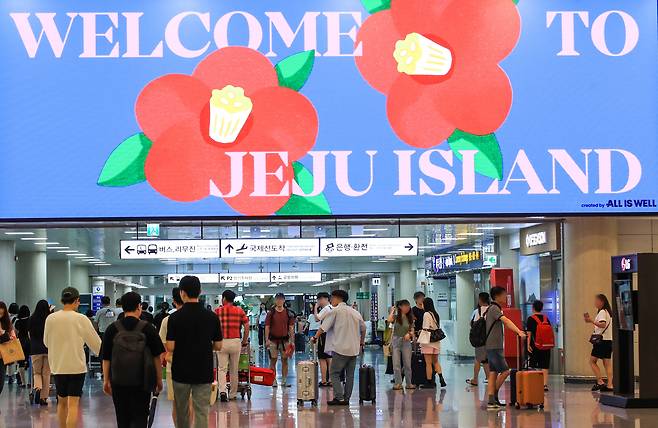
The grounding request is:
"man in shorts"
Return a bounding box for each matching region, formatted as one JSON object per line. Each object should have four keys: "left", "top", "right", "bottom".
{"left": 467, "top": 292, "right": 491, "bottom": 386}
{"left": 265, "top": 293, "right": 295, "bottom": 387}
{"left": 314, "top": 292, "right": 333, "bottom": 387}
{"left": 485, "top": 286, "right": 526, "bottom": 410}
{"left": 44, "top": 287, "right": 102, "bottom": 428}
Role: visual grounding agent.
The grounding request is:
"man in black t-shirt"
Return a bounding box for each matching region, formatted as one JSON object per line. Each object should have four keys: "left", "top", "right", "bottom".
{"left": 411, "top": 291, "right": 426, "bottom": 337}
{"left": 140, "top": 302, "right": 155, "bottom": 324}
{"left": 102, "top": 292, "right": 164, "bottom": 428}
{"left": 166, "top": 276, "right": 223, "bottom": 428}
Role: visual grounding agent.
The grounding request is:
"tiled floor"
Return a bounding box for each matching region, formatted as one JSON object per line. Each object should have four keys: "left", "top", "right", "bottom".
{"left": 0, "top": 347, "right": 656, "bottom": 427}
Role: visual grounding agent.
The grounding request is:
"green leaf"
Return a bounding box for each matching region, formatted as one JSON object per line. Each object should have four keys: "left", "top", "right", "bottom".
{"left": 274, "top": 50, "right": 315, "bottom": 91}
{"left": 360, "top": 0, "right": 391, "bottom": 14}
{"left": 276, "top": 162, "right": 331, "bottom": 216}
{"left": 447, "top": 129, "right": 503, "bottom": 180}
{"left": 97, "top": 133, "right": 152, "bottom": 187}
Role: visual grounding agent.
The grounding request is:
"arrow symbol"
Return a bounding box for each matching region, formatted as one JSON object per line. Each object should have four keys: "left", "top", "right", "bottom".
{"left": 405, "top": 243, "right": 414, "bottom": 251}
{"left": 224, "top": 244, "right": 234, "bottom": 254}
{"left": 124, "top": 246, "right": 134, "bottom": 254}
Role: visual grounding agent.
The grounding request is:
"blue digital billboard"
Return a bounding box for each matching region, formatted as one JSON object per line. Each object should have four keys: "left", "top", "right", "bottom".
{"left": 0, "top": 0, "right": 656, "bottom": 219}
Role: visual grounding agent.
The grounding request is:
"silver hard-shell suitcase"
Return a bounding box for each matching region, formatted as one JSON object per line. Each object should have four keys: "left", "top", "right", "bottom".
{"left": 296, "top": 343, "right": 319, "bottom": 407}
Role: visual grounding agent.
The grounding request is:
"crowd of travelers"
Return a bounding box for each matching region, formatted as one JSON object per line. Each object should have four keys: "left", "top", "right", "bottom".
{"left": 0, "top": 275, "right": 615, "bottom": 427}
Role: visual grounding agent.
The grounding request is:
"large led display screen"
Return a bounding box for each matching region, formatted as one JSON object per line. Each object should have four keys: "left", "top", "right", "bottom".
{"left": 0, "top": 0, "right": 656, "bottom": 219}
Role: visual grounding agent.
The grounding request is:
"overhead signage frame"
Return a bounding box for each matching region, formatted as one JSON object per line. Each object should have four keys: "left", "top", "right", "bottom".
{"left": 320, "top": 237, "right": 418, "bottom": 257}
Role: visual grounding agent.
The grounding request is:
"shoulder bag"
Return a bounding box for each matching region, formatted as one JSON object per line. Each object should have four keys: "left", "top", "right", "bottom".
{"left": 589, "top": 311, "right": 610, "bottom": 345}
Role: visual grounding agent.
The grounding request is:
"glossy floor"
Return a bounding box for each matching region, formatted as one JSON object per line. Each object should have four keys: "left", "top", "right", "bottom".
{"left": 0, "top": 348, "right": 655, "bottom": 427}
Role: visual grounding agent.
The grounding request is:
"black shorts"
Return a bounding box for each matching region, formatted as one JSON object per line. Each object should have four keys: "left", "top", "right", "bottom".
{"left": 317, "top": 333, "right": 332, "bottom": 359}
{"left": 591, "top": 340, "right": 612, "bottom": 359}
{"left": 529, "top": 348, "right": 551, "bottom": 369}
{"left": 53, "top": 373, "right": 86, "bottom": 397}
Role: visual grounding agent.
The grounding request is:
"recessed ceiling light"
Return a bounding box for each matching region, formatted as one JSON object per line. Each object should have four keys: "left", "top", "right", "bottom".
{"left": 95, "top": 263, "right": 112, "bottom": 266}
{"left": 4, "top": 232, "right": 34, "bottom": 235}
{"left": 21, "top": 237, "right": 47, "bottom": 241}
{"left": 58, "top": 250, "right": 78, "bottom": 253}
{"left": 456, "top": 232, "right": 484, "bottom": 236}
{"left": 66, "top": 253, "right": 86, "bottom": 257}
{"left": 74, "top": 256, "right": 88, "bottom": 259}
{"left": 35, "top": 242, "right": 60, "bottom": 245}
{"left": 349, "top": 233, "right": 375, "bottom": 237}
{"left": 46, "top": 246, "right": 68, "bottom": 250}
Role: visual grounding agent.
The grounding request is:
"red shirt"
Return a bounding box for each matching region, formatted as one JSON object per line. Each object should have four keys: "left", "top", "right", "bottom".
{"left": 265, "top": 308, "right": 294, "bottom": 342}
{"left": 215, "top": 304, "right": 248, "bottom": 339}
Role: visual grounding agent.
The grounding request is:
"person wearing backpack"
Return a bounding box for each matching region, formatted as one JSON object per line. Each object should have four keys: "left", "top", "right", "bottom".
{"left": 526, "top": 300, "right": 553, "bottom": 392}
{"left": 95, "top": 296, "right": 117, "bottom": 337}
{"left": 102, "top": 292, "right": 164, "bottom": 428}
{"left": 265, "top": 293, "right": 295, "bottom": 388}
{"left": 466, "top": 292, "right": 491, "bottom": 386}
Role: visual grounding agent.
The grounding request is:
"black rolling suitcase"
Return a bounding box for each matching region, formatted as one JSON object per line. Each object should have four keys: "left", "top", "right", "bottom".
{"left": 359, "top": 354, "right": 376, "bottom": 404}
{"left": 411, "top": 344, "right": 433, "bottom": 386}
{"left": 295, "top": 333, "right": 306, "bottom": 353}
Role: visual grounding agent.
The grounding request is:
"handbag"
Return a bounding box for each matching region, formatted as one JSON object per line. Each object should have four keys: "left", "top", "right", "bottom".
{"left": 0, "top": 339, "right": 25, "bottom": 364}
{"left": 422, "top": 313, "right": 446, "bottom": 343}
{"left": 589, "top": 312, "right": 610, "bottom": 345}
{"left": 383, "top": 343, "right": 391, "bottom": 358}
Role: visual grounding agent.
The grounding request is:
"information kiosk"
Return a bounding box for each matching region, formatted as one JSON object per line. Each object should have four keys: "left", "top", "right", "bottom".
{"left": 599, "top": 254, "right": 658, "bottom": 408}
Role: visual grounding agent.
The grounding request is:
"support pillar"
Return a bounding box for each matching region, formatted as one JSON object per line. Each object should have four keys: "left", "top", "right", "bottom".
{"left": 47, "top": 259, "right": 70, "bottom": 307}
{"left": 16, "top": 251, "right": 47, "bottom": 308}
{"left": 0, "top": 241, "right": 16, "bottom": 305}
{"left": 70, "top": 264, "right": 90, "bottom": 294}
{"left": 563, "top": 217, "right": 618, "bottom": 379}
{"left": 455, "top": 272, "right": 475, "bottom": 358}
{"left": 399, "top": 261, "right": 416, "bottom": 301}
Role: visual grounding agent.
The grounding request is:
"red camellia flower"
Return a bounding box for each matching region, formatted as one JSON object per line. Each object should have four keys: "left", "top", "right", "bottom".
{"left": 355, "top": 0, "right": 521, "bottom": 148}
{"left": 136, "top": 47, "right": 318, "bottom": 215}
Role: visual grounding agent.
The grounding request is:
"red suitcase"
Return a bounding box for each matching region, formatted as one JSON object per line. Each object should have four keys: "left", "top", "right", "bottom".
{"left": 249, "top": 367, "right": 276, "bottom": 386}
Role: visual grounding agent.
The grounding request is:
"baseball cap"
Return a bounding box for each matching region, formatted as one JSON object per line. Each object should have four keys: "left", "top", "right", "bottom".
{"left": 275, "top": 292, "right": 285, "bottom": 299}
{"left": 61, "top": 287, "right": 80, "bottom": 301}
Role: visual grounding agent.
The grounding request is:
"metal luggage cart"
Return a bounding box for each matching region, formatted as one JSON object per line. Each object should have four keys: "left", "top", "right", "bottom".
{"left": 234, "top": 343, "right": 252, "bottom": 400}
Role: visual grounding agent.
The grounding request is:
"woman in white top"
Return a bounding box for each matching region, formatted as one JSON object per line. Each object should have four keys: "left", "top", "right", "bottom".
{"left": 584, "top": 294, "right": 613, "bottom": 392}
{"left": 419, "top": 298, "right": 446, "bottom": 389}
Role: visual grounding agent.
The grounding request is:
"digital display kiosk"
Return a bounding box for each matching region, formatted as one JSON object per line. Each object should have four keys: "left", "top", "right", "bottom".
{"left": 600, "top": 254, "right": 658, "bottom": 408}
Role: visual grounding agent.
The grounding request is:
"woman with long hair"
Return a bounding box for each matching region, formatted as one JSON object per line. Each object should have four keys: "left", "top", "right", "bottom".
{"left": 387, "top": 299, "right": 415, "bottom": 390}
{"left": 0, "top": 301, "right": 17, "bottom": 395}
{"left": 29, "top": 300, "right": 51, "bottom": 405}
{"left": 14, "top": 305, "right": 31, "bottom": 387}
{"left": 419, "top": 297, "right": 446, "bottom": 389}
{"left": 584, "top": 294, "right": 614, "bottom": 392}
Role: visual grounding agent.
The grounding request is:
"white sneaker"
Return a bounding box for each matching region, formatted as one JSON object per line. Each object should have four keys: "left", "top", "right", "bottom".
{"left": 272, "top": 379, "right": 278, "bottom": 387}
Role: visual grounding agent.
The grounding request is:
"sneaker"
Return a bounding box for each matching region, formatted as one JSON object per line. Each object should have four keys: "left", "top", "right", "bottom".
{"left": 487, "top": 401, "right": 501, "bottom": 410}
{"left": 219, "top": 392, "right": 228, "bottom": 403}
{"left": 327, "top": 399, "right": 349, "bottom": 406}
{"left": 272, "top": 379, "right": 278, "bottom": 388}
{"left": 39, "top": 399, "right": 48, "bottom": 406}
{"left": 599, "top": 385, "right": 613, "bottom": 392}
{"left": 495, "top": 399, "right": 506, "bottom": 407}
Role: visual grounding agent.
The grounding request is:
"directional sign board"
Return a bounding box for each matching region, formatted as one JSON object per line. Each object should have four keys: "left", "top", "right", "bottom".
{"left": 220, "top": 239, "right": 320, "bottom": 258}
{"left": 270, "top": 272, "right": 322, "bottom": 283}
{"left": 167, "top": 274, "right": 220, "bottom": 284}
{"left": 320, "top": 237, "right": 418, "bottom": 257}
{"left": 219, "top": 272, "right": 271, "bottom": 283}
{"left": 121, "top": 240, "right": 220, "bottom": 260}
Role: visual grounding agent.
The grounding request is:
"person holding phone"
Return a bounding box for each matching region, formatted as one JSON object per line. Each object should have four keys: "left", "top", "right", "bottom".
{"left": 584, "top": 294, "right": 613, "bottom": 392}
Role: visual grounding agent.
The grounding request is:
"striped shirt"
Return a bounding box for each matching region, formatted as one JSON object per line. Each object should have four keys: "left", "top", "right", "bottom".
{"left": 215, "top": 304, "right": 248, "bottom": 339}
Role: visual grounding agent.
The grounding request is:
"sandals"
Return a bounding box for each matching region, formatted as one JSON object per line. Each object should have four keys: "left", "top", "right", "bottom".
{"left": 466, "top": 379, "right": 478, "bottom": 386}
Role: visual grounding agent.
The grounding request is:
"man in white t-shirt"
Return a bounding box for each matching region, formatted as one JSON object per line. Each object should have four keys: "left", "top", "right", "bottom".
{"left": 44, "top": 287, "right": 102, "bottom": 428}
{"left": 315, "top": 292, "right": 334, "bottom": 386}
{"left": 466, "top": 292, "right": 491, "bottom": 386}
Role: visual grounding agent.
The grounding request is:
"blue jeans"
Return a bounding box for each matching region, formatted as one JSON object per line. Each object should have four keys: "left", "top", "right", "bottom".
{"left": 391, "top": 336, "right": 412, "bottom": 386}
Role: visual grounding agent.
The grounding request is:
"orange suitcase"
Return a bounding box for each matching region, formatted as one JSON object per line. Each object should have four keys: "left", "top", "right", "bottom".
{"left": 515, "top": 370, "right": 544, "bottom": 409}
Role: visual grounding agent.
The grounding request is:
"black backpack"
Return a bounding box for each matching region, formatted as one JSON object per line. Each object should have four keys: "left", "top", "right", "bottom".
{"left": 110, "top": 320, "right": 156, "bottom": 391}
{"left": 469, "top": 306, "right": 492, "bottom": 347}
